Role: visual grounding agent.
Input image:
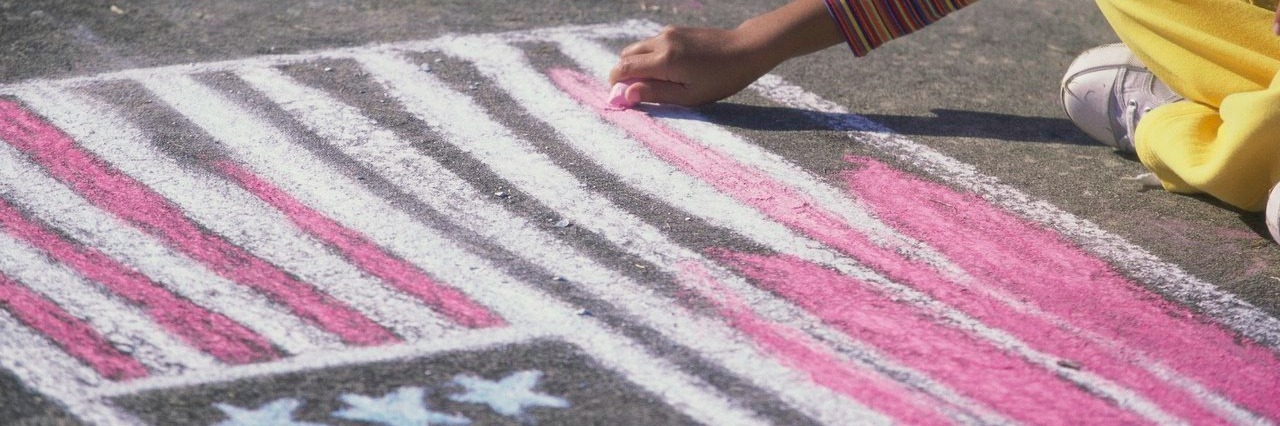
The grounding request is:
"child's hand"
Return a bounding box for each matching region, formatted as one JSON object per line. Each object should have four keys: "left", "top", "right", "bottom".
{"left": 608, "top": 0, "right": 844, "bottom": 107}
{"left": 1273, "top": 2, "right": 1279, "bottom": 35}
{"left": 608, "top": 25, "right": 782, "bottom": 106}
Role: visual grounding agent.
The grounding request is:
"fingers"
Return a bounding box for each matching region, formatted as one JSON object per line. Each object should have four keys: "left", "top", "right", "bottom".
{"left": 612, "top": 38, "right": 661, "bottom": 84}
{"left": 625, "top": 80, "right": 698, "bottom": 106}
{"left": 620, "top": 39, "right": 656, "bottom": 57}
{"left": 608, "top": 53, "right": 671, "bottom": 86}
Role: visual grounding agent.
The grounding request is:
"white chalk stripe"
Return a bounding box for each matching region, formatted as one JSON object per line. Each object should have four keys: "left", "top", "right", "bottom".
{"left": 0, "top": 106, "right": 338, "bottom": 356}
{"left": 95, "top": 326, "right": 546, "bottom": 398}
{"left": 550, "top": 34, "right": 1266, "bottom": 425}
{"left": 136, "top": 73, "right": 770, "bottom": 426}
{"left": 235, "top": 64, "right": 921, "bottom": 425}
{"left": 434, "top": 36, "right": 1188, "bottom": 424}
{"left": 14, "top": 85, "right": 454, "bottom": 343}
{"left": 0, "top": 310, "right": 146, "bottom": 425}
{"left": 0, "top": 222, "right": 220, "bottom": 375}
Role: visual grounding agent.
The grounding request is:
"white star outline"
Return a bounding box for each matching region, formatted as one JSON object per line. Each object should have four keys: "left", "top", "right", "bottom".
{"left": 333, "top": 386, "right": 470, "bottom": 426}
{"left": 213, "top": 398, "right": 326, "bottom": 426}
{"left": 448, "top": 370, "right": 570, "bottom": 417}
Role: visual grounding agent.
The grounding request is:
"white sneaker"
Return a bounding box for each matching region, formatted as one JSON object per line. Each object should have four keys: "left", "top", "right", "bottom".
{"left": 1266, "top": 183, "right": 1280, "bottom": 243}
{"left": 1060, "top": 43, "right": 1182, "bottom": 152}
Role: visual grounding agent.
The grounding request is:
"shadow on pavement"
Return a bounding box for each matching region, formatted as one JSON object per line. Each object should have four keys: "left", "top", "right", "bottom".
{"left": 692, "top": 103, "right": 1100, "bottom": 146}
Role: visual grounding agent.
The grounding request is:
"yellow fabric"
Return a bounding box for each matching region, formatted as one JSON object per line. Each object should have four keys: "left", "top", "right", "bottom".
{"left": 1095, "top": 0, "right": 1280, "bottom": 211}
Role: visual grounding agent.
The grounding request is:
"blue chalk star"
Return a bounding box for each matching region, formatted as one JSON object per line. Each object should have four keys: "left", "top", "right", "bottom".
{"left": 448, "top": 370, "right": 569, "bottom": 417}
{"left": 214, "top": 398, "right": 326, "bottom": 426}
{"left": 333, "top": 386, "right": 470, "bottom": 426}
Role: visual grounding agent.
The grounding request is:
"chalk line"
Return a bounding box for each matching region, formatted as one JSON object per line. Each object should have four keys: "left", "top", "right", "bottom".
{"left": 0, "top": 197, "right": 278, "bottom": 365}
{"left": 846, "top": 157, "right": 1279, "bottom": 422}
{"left": 13, "top": 86, "right": 451, "bottom": 344}
{"left": 0, "top": 229, "right": 219, "bottom": 375}
{"left": 95, "top": 326, "right": 544, "bottom": 398}
{"left": 677, "top": 261, "right": 956, "bottom": 425}
{"left": 0, "top": 94, "right": 397, "bottom": 347}
{"left": 0, "top": 269, "right": 148, "bottom": 381}
{"left": 0, "top": 309, "right": 145, "bottom": 425}
{"left": 214, "top": 160, "right": 504, "bottom": 329}
{"left": 0, "top": 115, "right": 339, "bottom": 357}
{"left": 135, "top": 71, "right": 769, "bottom": 426}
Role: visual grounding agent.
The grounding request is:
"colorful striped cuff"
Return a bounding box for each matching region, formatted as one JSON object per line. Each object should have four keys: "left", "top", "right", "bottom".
{"left": 824, "top": 0, "right": 977, "bottom": 57}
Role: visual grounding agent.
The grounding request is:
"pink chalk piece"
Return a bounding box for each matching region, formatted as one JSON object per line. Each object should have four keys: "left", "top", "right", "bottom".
{"left": 0, "top": 99, "right": 398, "bottom": 347}
{"left": 547, "top": 67, "right": 1240, "bottom": 422}
{"left": 844, "top": 156, "right": 1280, "bottom": 420}
{"left": 677, "top": 261, "right": 953, "bottom": 425}
{"left": 0, "top": 273, "right": 149, "bottom": 380}
{"left": 0, "top": 198, "right": 279, "bottom": 365}
{"left": 215, "top": 161, "right": 505, "bottom": 329}
{"left": 608, "top": 80, "right": 640, "bottom": 110}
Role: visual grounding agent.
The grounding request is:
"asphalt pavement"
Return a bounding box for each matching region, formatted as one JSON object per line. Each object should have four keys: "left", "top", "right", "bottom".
{"left": 2, "top": 1, "right": 1279, "bottom": 425}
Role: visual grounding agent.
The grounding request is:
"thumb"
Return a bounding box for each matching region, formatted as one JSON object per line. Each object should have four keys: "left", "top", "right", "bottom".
{"left": 625, "top": 80, "right": 696, "bottom": 106}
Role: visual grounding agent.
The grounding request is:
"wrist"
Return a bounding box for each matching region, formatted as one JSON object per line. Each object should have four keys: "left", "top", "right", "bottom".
{"left": 737, "top": 0, "right": 844, "bottom": 64}
{"left": 731, "top": 17, "right": 792, "bottom": 72}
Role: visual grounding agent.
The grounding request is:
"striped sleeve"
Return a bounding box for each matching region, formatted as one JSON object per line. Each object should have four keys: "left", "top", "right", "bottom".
{"left": 823, "top": 0, "right": 978, "bottom": 57}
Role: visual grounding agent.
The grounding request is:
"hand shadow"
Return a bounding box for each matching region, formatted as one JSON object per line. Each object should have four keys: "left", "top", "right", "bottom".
{"left": 689, "top": 103, "right": 1102, "bottom": 147}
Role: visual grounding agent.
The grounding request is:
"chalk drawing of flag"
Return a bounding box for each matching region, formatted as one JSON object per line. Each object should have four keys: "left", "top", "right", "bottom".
{"left": 0, "top": 20, "right": 1277, "bottom": 426}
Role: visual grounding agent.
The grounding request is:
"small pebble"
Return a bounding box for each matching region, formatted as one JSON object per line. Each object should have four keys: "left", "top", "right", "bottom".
{"left": 553, "top": 219, "right": 571, "bottom": 228}
{"left": 552, "top": 276, "right": 567, "bottom": 282}
{"left": 324, "top": 67, "right": 334, "bottom": 72}
{"left": 494, "top": 191, "right": 509, "bottom": 198}
{"left": 1056, "top": 360, "right": 1082, "bottom": 370}
{"left": 575, "top": 309, "right": 593, "bottom": 316}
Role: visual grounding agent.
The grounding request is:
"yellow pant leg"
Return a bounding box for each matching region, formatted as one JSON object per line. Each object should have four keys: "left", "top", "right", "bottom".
{"left": 1136, "top": 74, "right": 1280, "bottom": 210}
{"left": 1095, "top": 0, "right": 1280, "bottom": 211}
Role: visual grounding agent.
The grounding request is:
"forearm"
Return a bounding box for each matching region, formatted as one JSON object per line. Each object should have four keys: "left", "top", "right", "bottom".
{"left": 737, "top": 0, "right": 846, "bottom": 66}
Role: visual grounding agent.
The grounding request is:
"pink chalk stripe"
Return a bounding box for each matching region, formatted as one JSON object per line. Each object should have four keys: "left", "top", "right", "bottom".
{"left": 547, "top": 68, "right": 1194, "bottom": 423}
{"left": 844, "top": 156, "right": 1280, "bottom": 420}
{"left": 0, "top": 273, "right": 148, "bottom": 380}
{"left": 677, "top": 261, "right": 953, "bottom": 425}
{"left": 214, "top": 161, "right": 504, "bottom": 328}
{"left": 713, "top": 251, "right": 1148, "bottom": 425}
{"left": 0, "top": 198, "right": 280, "bottom": 364}
{"left": 0, "top": 99, "right": 397, "bottom": 346}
